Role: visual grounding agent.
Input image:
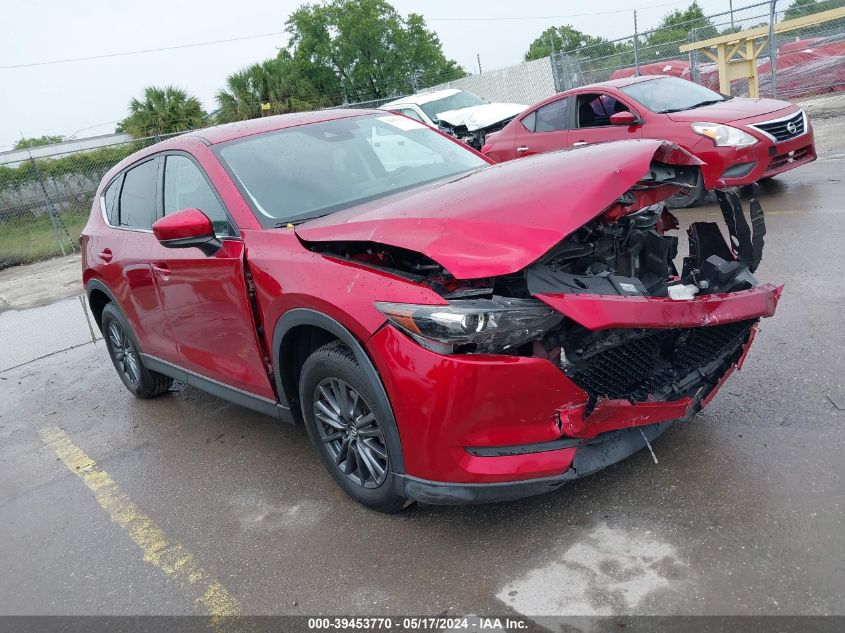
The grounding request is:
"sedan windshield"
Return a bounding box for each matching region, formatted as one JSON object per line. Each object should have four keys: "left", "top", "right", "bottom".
{"left": 620, "top": 77, "right": 727, "bottom": 114}
{"left": 216, "top": 114, "right": 488, "bottom": 225}
{"left": 419, "top": 91, "right": 488, "bottom": 122}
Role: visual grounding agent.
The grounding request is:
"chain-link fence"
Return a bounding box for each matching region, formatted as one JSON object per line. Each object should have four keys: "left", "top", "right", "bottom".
{"left": 0, "top": 132, "right": 184, "bottom": 270}
{"left": 552, "top": 0, "right": 845, "bottom": 99}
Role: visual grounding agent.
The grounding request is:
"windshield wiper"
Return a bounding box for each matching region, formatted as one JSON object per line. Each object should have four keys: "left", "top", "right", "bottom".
{"left": 273, "top": 214, "right": 329, "bottom": 228}
{"left": 659, "top": 99, "right": 725, "bottom": 114}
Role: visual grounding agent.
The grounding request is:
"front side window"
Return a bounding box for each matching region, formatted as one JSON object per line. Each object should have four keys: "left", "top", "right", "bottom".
{"left": 119, "top": 159, "right": 158, "bottom": 229}
{"left": 217, "top": 114, "right": 488, "bottom": 226}
{"left": 534, "top": 99, "right": 570, "bottom": 132}
{"left": 621, "top": 77, "right": 726, "bottom": 114}
{"left": 577, "top": 93, "right": 629, "bottom": 128}
{"left": 163, "top": 155, "right": 233, "bottom": 236}
{"left": 396, "top": 108, "right": 424, "bottom": 122}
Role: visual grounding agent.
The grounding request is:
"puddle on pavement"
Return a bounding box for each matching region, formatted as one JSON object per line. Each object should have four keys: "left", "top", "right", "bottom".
{"left": 497, "top": 522, "right": 688, "bottom": 617}
{"left": 0, "top": 295, "right": 100, "bottom": 372}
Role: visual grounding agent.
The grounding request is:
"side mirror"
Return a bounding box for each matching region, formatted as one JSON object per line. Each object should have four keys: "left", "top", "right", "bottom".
{"left": 610, "top": 111, "right": 639, "bottom": 126}
{"left": 152, "top": 208, "right": 221, "bottom": 256}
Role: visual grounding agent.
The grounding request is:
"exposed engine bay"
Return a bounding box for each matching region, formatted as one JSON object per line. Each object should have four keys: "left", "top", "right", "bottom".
{"left": 438, "top": 116, "right": 518, "bottom": 151}
{"left": 305, "top": 180, "right": 770, "bottom": 413}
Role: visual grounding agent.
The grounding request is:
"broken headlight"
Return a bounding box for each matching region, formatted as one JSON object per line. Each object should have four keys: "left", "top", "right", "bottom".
{"left": 691, "top": 122, "right": 757, "bottom": 148}
{"left": 375, "top": 297, "right": 562, "bottom": 355}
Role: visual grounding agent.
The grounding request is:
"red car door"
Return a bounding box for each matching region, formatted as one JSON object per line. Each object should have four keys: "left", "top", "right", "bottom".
{"left": 147, "top": 152, "right": 275, "bottom": 399}
{"left": 569, "top": 92, "right": 642, "bottom": 148}
{"left": 509, "top": 97, "right": 574, "bottom": 158}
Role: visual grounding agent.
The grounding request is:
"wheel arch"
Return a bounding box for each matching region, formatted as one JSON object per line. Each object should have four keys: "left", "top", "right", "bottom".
{"left": 85, "top": 279, "right": 122, "bottom": 332}
{"left": 272, "top": 309, "right": 405, "bottom": 474}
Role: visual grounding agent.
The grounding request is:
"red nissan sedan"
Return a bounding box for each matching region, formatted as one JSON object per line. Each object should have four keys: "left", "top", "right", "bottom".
{"left": 82, "top": 110, "right": 780, "bottom": 512}
{"left": 482, "top": 76, "right": 816, "bottom": 207}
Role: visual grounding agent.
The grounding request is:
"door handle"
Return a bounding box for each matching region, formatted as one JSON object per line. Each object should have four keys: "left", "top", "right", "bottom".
{"left": 516, "top": 146, "right": 530, "bottom": 153}
{"left": 98, "top": 249, "right": 113, "bottom": 263}
{"left": 573, "top": 141, "right": 589, "bottom": 146}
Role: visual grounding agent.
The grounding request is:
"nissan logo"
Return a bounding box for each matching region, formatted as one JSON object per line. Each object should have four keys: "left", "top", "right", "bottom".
{"left": 786, "top": 121, "right": 798, "bottom": 134}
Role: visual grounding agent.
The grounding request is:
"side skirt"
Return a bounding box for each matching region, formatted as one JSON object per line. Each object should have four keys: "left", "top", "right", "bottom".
{"left": 140, "top": 354, "right": 294, "bottom": 423}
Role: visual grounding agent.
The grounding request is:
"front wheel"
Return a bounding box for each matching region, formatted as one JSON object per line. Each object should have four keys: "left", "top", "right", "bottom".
{"left": 666, "top": 171, "right": 706, "bottom": 209}
{"left": 299, "top": 341, "right": 410, "bottom": 513}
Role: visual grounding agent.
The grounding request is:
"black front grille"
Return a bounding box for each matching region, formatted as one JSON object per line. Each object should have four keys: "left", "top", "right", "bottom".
{"left": 751, "top": 111, "right": 805, "bottom": 142}
{"left": 564, "top": 320, "right": 755, "bottom": 403}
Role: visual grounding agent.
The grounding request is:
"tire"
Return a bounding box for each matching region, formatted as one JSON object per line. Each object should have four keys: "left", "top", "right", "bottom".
{"left": 299, "top": 341, "right": 410, "bottom": 513}
{"left": 666, "top": 170, "right": 707, "bottom": 209}
{"left": 101, "top": 303, "right": 173, "bottom": 398}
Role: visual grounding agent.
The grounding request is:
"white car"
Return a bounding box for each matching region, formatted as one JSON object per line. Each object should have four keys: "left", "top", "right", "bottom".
{"left": 381, "top": 89, "right": 526, "bottom": 150}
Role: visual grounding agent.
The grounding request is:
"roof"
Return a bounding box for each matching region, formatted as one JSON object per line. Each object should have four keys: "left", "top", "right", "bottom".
{"left": 581, "top": 75, "right": 662, "bottom": 89}
{"left": 381, "top": 88, "right": 462, "bottom": 108}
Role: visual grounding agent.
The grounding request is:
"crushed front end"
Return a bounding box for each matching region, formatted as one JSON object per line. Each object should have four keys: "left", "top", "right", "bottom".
{"left": 301, "top": 142, "right": 781, "bottom": 503}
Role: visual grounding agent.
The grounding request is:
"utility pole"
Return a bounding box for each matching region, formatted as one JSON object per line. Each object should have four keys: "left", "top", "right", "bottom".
{"left": 477, "top": 53, "right": 482, "bottom": 75}
{"left": 730, "top": 0, "right": 735, "bottom": 29}
{"left": 633, "top": 10, "right": 640, "bottom": 76}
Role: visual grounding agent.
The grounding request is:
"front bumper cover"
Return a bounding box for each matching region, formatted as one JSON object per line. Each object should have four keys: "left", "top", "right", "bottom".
{"left": 396, "top": 421, "right": 674, "bottom": 505}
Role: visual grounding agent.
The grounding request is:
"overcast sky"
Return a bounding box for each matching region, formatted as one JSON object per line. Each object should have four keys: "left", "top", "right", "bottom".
{"left": 1, "top": 0, "right": 740, "bottom": 149}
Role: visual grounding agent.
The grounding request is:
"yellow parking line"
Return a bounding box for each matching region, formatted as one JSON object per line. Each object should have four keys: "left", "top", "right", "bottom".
{"left": 39, "top": 426, "right": 241, "bottom": 625}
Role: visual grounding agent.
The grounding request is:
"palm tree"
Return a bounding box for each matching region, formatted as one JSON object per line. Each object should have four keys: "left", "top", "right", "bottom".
{"left": 216, "top": 56, "right": 319, "bottom": 123}
{"left": 118, "top": 86, "right": 207, "bottom": 138}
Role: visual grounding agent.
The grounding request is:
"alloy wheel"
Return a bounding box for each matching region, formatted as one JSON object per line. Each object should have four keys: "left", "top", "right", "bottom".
{"left": 108, "top": 321, "right": 140, "bottom": 386}
{"left": 313, "top": 377, "right": 389, "bottom": 488}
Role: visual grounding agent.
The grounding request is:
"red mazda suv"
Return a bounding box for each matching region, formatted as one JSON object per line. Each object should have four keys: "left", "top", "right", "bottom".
{"left": 482, "top": 76, "right": 816, "bottom": 207}
{"left": 82, "top": 110, "right": 780, "bottom": 511}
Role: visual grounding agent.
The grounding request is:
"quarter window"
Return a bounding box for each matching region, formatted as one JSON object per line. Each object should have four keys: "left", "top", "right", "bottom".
{"left": 119, "top": 159, "right": 158, "bottom": 229}
{"left": 396, "top": 108, "right": 424, "bottom": 122}
{"left": 102, "top": 176, "right": 121, "bottom": 226}
{"left": 163, "top": 155, "right": 233, "bottom": 236}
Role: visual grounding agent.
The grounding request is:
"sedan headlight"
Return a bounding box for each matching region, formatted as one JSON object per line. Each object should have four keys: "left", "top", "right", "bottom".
{"left": 375, "top": 297, "right": 562, "bottom": 355}
{"left": 691, "top": 122, "right": 758, "bottom": 147}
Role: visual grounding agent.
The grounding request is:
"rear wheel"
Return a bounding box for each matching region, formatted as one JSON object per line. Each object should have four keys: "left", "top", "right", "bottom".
{"left": 101, "top": 303, "right": 173, "bottom": 398}
{"left": 299, "top": 341, "right": 410, "bottom": 513}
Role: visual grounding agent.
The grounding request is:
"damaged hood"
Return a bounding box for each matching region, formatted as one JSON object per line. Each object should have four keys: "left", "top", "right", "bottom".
{"left": 436, "top": 103, "right": 526, "bottom": 131}
{"left": 296, "top": 140, "right": 699, "bottom": 279}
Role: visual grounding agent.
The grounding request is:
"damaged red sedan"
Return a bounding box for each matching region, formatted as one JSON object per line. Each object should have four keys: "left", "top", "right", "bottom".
{"left": 82, "top": 110, "right": 780, "bottom": 512}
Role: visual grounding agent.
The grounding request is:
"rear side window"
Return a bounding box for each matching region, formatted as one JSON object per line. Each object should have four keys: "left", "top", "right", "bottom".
{"left": 535, "top": 99, "right": 570, "bottom": 132}
{"left": 119, "top": 159, "right": 158, "bottom": 229}
{"left": 163, "top": 155, "right": 233, "bottom": 236}
{"left": 102, "top": 176, "right": 121, "bottom": 226}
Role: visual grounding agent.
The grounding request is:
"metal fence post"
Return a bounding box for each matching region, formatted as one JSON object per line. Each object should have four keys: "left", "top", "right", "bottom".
{"left": 768, "top": 0, "right": 778, "bottom": 98}
{"left": 633, "top": 10, "right": 641, "bottom": 76}
{"left": 27, "top": 154, "right": 70, "bottom": 257}
{"left": 688, "top": 28, "right": 700, "bottom": 84}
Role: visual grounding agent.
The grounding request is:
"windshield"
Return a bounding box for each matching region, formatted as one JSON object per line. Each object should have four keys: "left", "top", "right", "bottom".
{"left": 216, "top": 114, "right": 488, "bottom": 225}
{"left": 620, "top": 77, "right": 726, "bottom": 114}
{"left": 419, "top": 91, "right": 488, "bottom": 122}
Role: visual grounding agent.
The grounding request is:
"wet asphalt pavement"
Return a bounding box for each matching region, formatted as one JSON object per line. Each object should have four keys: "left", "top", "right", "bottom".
{"left": 0, "top": 115, "right": 843, "bottom": 621}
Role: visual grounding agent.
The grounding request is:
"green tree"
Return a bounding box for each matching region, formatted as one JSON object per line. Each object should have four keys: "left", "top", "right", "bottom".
{"left": 118, "top": 86, "right": 206, "bottom": 138}
{"left": 523, "top": 26, "right": 609, "bottom": 61}
{"left": 640, "top": 1, "right": 717, "bottom": 63}
{"left": 13, "top": 135, "right": 64, "bottom": 149}
{"left": 216, "top": 53, "right": 320, "bottom": 123}
{"left": 286, "top": 0, "right": 464, "bottom": 103}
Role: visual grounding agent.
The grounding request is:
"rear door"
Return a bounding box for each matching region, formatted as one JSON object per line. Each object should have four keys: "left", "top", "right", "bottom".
{"left": 570, "top": 92, "right": 642, "bottom": 147}
{"left": 94, "top": 157, "right": 176, "bottom": 361}
{"left": 147, "top": 152, "right": 274, "bottom": 399}
{"left": 510, "top": 96, "right": 573, "bottom": 158}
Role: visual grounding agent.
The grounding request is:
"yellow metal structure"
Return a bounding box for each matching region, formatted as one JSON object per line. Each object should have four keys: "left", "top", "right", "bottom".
{"left": 679, "top": 7, "right": 845, "bottom": 97}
